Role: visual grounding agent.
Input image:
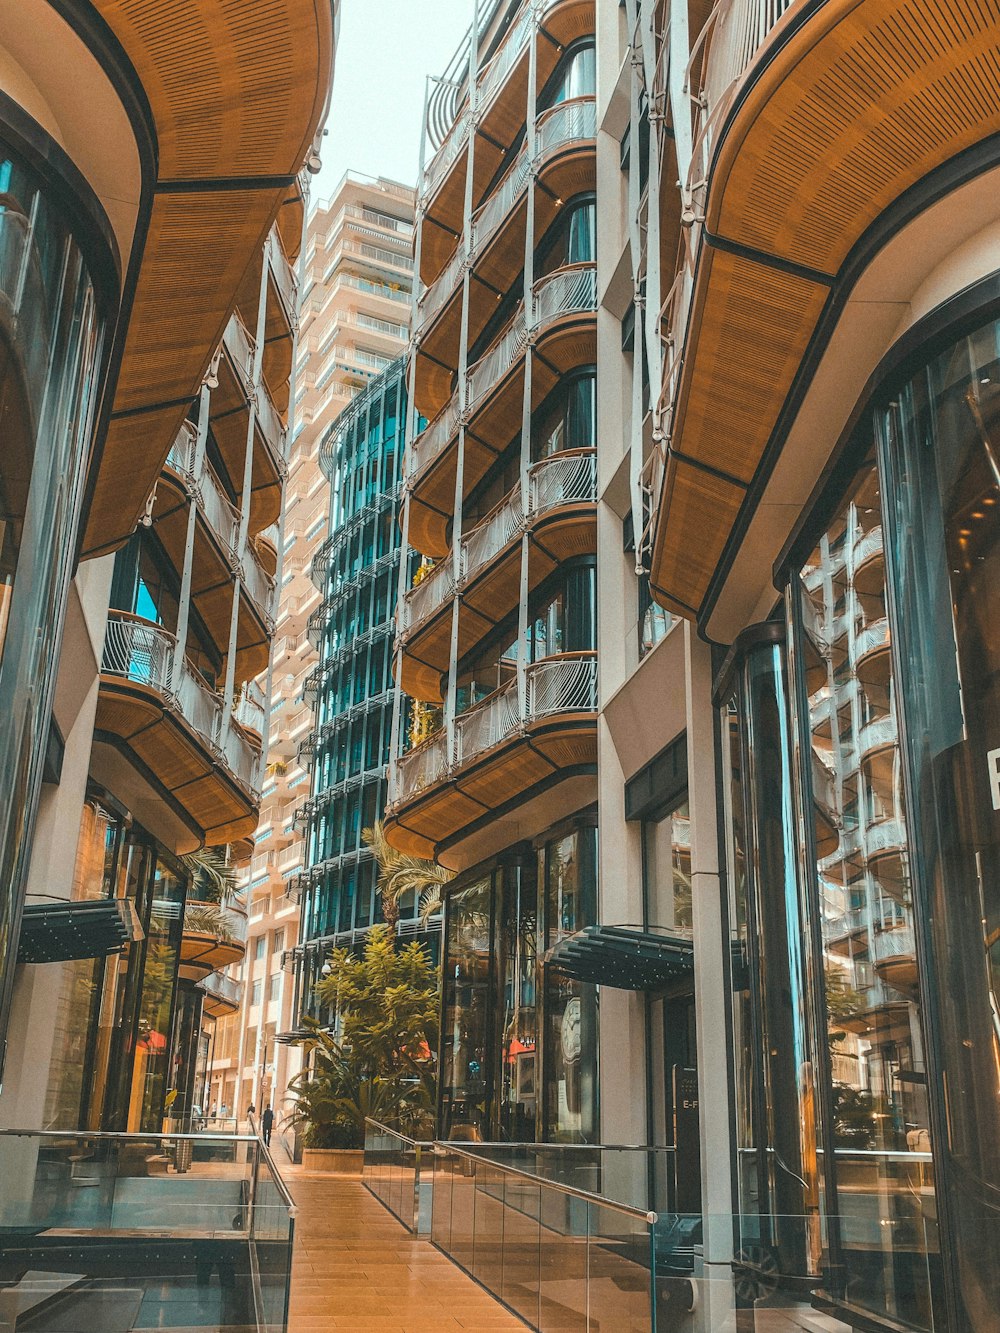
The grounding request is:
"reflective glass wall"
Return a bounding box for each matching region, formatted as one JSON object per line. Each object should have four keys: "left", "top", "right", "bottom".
{"left": 0, "top": 130, "right": 111, "bottom": 1053}
{"left": 720, "top": 309, "right": 1000, "bottom": 1331}
{"left": 438, "top": 822, "right": 598, "bottom": 1143}
{"left": 42, "top": 790, "right": 189, "bottom": 1133}
{"left": 878, "top": 315, "right": 1000, "bottom": 1331}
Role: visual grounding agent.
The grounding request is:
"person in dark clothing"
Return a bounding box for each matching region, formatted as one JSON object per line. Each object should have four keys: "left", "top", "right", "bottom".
{"left": 261, "top": 1105, "right": 274, "bottom": 1146}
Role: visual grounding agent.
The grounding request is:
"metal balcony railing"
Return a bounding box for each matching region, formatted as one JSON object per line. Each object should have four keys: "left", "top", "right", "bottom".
{"left": 240, "top": 544, "right": 277, "bottom": 627}
{"left": 102, "top": 613, "right": 262, "bottom": 798}
{"left": 390, "top": 728, "right": 451, "bottom": 804}
{"left": 407, "top": 398, "right": 460, "bottom": 478}
{"left": 527, "top": 447, "right": 597, "bottom": 517}
{"left": 422, "top": 105, "right": 471, "bottom": 204}
{"left": 223, "top": 313, "right": 256, "bottom": 390}
{"left": 854, "top": 617, "right": 890, "bottom": 666}
{"left": 198, "top": 969, "right": 244, "bottom": 1009}
{"left": 256, "top": 382, "right": 288, "bottom": 467}
{"left": 470, "top": 144, "right": 530, "bottom": 259}
{"left": 477, "top": 1, "right": 534, "bottom": 114}
{"left": 454, "top": 676, "right": 520, "bottom": 766}
{"left": 183, "top": 894, "right": 248, "bottom": 947}
{"left": 853, "top": 524, "right": 883, "bottom": 571}
{"left": 389, "top": 652, "right": 597, "bottom": 806}
{"left": 535, "top": 94, "right": 597, "bottom": 161}
{"left": 466, "top": 306, "right": 528, "bottom": 412}
{"left": 533, "top": 262, "right": 598, "bottom": 328}
{"left": 269, "top": 229, "right": 299, "bottom": 322}
{"left": 233, "top": 679, "right": 267, "bottom": 735}
{"left": 399, "top": 559, "right": 456, "bottom": 635}
{"left": 418, "top": 241, "right": 466, "bottom": 330}
{"left": 462, "top": 488, "right": 524, "bottom": 586}
{"left": 871, "top": 921, "right": 916, "bottom": 964}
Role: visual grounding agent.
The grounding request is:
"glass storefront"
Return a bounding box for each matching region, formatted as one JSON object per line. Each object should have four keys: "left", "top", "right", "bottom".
{"left": 0, "top": 132, "right": 111, "bottom": 1052}
{"left": 877, "top": 317, "right": 1000, "bottom": 1330}
{"left": 43, "top": 793, "right": 189, "bottom": 1133}
{"left": 438, "top": 823, "right": 598, "bottom": 1143}
{"left": 721, "top": 308, "right": 1000, "bottom": 1330}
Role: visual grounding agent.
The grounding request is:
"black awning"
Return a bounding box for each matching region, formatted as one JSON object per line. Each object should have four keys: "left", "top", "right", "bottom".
{"left": 544, "top": 924, "right": 694, "bottom": 992}
{"left": 17, "top": 898, "right": 141, "bottom": 964}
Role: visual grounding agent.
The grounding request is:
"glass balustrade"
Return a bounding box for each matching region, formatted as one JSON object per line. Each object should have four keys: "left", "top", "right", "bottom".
{"left": 362, "top": 1119, "right": 434, "bottom": 1234}
{"left": 0, "top": 1128, "right": 294, "bottom": 1333}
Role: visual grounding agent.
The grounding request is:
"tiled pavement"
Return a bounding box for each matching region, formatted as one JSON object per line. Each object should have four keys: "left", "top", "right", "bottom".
{"left": 283, "top": 1167, "right": 524, "bottom": 1333}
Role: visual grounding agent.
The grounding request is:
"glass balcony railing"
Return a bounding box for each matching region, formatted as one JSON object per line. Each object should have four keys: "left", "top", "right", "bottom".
{"left": 0, "top": 1128, "right": 294, "bottom": 1333}
{"left": 362, "top": 1118, "right": 434, "bottom": 1234}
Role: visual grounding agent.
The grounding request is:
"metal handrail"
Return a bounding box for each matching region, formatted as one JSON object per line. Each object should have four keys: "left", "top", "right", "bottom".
{"left": 436, "top": 1141, "right": 658, "bottom": 1223}
{"left": 248, "top": 1113, "right": 298, "bottom": 1215}
{"left": 0, "top": 1127, "right": 256, "bottom": 1143}
{"left": 365, "top": 1116, "right": 433, "bottom": 1150}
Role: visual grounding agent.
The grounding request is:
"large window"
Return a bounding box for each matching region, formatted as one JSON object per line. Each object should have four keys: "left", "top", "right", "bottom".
{"left": 0, "top": 130, "right": 110, "bottom": 1044}
{"left": 876, "top": 313, "right": 1000, "bottom": 1329}
{"left": 439, "top": 876, "right": 495, "bottom": 1140}
{"left": 792, "top": 450, "right": 935, "bottom": 1329}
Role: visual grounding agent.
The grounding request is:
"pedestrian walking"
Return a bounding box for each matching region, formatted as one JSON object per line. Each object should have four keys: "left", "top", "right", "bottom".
{"left": 261, "top": 1105, "right": 274, "bottom": 1147}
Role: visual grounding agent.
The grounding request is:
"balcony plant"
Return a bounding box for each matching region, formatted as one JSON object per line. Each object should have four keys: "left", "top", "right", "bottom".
{"left": 288, "top": 925, "right": 438, "bottom": 1164}
{"left": 181, "top": 846, "right": 242, "bottom": 940}
{"left": 362, "top": 819, "right": 451, "bottom": 940}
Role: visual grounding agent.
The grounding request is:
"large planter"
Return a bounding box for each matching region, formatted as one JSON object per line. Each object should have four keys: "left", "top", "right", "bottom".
{"left": 301, "top": 1148, "right": 364, "bottom": 1174}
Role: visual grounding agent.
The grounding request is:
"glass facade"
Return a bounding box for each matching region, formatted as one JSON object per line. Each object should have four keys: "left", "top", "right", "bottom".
{"left": 298, "top": 357, "right": 428, "bottom": 1022}
{"left": 438, "top": 822, "right": 598, "bottom": 1144}
{"left": 0, "top": 133, "right": 110, "bottom": 1052}
{"left": 43, "top": 792, "right": 190, "bottom": 1133}
{"left": 721, "top": 309, "right": 1000, "bottom": 1331}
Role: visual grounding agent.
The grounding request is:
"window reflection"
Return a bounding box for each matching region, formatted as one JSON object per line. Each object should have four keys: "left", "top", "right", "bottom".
{"left": 795, "top": 453, "right": 936, "bottom": 1329}
{"left": 440, "top": 876, "right": 494, "bottom": 1140}
{"left": 879, "top": 315, "right": 1000, "bottom": 1327}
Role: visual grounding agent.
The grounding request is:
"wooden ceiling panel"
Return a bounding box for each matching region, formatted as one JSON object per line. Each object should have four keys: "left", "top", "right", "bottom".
{"left": 652, "top": 0, "right": 1000, "bottom": 622}
{"left": 92, "top": 0, "right": 332, "bottom": 181}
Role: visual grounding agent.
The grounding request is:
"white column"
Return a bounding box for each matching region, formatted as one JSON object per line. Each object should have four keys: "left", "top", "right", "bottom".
{"left": 685, "top": 623, "right": 735, "bottom": 1330}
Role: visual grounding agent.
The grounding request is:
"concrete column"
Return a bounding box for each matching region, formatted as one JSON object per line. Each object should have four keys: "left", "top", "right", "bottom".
{"left": 685, "top": 622, "right": 734, "bottom": 1330}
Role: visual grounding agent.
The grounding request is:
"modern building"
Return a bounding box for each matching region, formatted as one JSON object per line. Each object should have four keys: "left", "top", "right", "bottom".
{"left": 384, "top": 1, "right": 1000, "bottom": 1331}
{"left": 204, "top": 173, "right": 416, "bottom": 1125}
{"left": 0, "top": 0, "right": 334, "bottom": 1138}
{"left": 290, "top": 353, "right": 442, "bottom": 1032}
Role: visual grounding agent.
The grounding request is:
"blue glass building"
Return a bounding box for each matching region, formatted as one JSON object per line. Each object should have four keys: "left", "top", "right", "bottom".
{"left": 290, "top": 356, "right": 436, "bottom": 1026}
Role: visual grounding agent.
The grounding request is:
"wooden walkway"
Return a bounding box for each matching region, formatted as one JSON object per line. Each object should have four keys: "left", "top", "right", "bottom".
{"left": 283, "top": 1168, "right": 524, "bottom": 1332}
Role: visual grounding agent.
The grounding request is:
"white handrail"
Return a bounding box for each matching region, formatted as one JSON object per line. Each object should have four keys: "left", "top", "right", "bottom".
{"left": 527, "top": 653, "right": 598, "bottom": 719}
{"left": 527, "top": 448, "right": 597, "bottom": 517}
{"left": 467, "top": 307, "right": 528, "bottom": 412}
{"left": 532, "top": 263, "right": 597, "bottom": 329}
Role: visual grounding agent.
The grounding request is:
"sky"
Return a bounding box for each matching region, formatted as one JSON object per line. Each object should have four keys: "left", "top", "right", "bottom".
{"left": 311, "top": 0, "right": 474, "bottom": 205}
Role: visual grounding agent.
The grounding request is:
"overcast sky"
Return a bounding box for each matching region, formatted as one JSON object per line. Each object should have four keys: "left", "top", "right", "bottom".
{"left": 311, "top": 0, "right": 474, "bottom": 206}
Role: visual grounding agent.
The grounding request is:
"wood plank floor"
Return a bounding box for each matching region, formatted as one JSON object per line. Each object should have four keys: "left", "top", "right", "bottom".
{"left": 283, "top": 1168, "right": 525, "bottom": 1332}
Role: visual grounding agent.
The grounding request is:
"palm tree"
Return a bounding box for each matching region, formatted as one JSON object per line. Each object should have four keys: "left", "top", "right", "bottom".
{"left": 182, "top": 845, "right": 239, "bottom": 904}
{"left": 362, "top": 820, "right": 452, "bottom": 943}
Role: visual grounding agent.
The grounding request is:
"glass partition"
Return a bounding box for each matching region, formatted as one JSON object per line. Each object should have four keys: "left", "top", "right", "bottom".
{"left": 877, "top": 313, "right": 1000, "bottom": 1328}
{"left": 0, "top": 1127, "right": 292, "bottom": 1332}
{"left": 0, "top": 130, "right": 110, "bottom": 1049}
{"left": 363, "top": 1118, "right": 433, "bottom": 1233}
{"left": 790, "top": 451, "right": 938, "bottom": 1328}
{"left": 430, "top": 1143, "right": 655, "bottom": 1333}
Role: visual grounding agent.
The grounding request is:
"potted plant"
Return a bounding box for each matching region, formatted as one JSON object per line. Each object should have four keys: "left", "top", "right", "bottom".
{"left": 288, "top": 925, "right": 438, "bottom": 1171}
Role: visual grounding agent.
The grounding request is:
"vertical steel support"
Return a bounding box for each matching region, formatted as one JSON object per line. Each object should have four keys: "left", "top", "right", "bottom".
{"left": 389, "top": 79, "right": 431, "bottom": 803}
{"left": 171, "top": 383, "right": 211, "bottom": 693}
{"left": 445, "top": 1, "right": 481, "bottom": 766}
{"left": 516, "top": 5, "right": 539, "bottom": 723}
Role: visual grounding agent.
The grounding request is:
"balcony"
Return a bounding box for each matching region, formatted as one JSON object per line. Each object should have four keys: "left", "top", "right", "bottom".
{"left": 647, "top": 0, "right": 1000, "bottom": 625}
{"left": 870, "top": 921, "right": 918, "bottom": 996}
{"left": 855, "top": 618, "right": 891, "bottom": 688}
{"left": 419, "top": 0, "right": 595, "bottom": 284}
{"left": 853, "top": 524, "right": 884, "bottom": 598}
{"left": 199, "top": 969, "right": 244, "bottom": 1018}
{"left": 180, "top": 894, "right": 248, "bottom": 982}
{"left": 159, "top": 428, "right": 275, "bottom": 680}
{"left": 384, "top": 653, "right": 597, "bottom": 859}
{"left": 407, "top": 263, "right": 597, "bottom": 556}
{"left": 96, "top": 613, "right": 262, "bottom": 851}
{"left": 398, "top": 449, "right": 598, "bottom": 701}
{"left": 414, "top": 96, "right": 597, "bottom": 421}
